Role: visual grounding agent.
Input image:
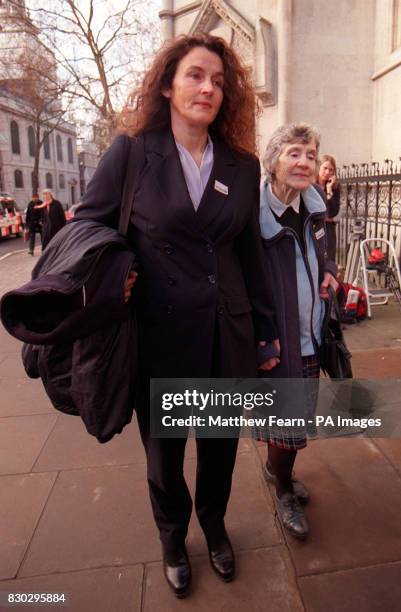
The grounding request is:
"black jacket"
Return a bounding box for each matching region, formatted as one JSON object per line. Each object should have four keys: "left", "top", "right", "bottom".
{"left": 75, "top": 127, "right": 277, "bottom": 382}
{"left": 41, "top": 199, "right": 66, "bottom": 249}
{"left": 1, "top": 220, "right": 138, "bottom": 443}
{"left": 26, "top": 199, "right": 43, "bottom": 232}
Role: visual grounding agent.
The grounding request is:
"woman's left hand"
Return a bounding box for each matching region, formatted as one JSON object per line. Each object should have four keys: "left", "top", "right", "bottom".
{"left": 319, "top": 272, "right": 338, "bottom": 299}
{"left": 258, "top": 339, "right": 280, "bottom": 371}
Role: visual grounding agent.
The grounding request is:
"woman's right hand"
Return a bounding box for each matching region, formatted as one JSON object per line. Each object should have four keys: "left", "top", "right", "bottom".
{"left": 326, "top": 175, "right": 337, "bottom": 196}
{"left": 258, "top": 339, "right": 280, "bottom": 371}
{"left": 124, "top": 270, "right": 138, "bottom": 302}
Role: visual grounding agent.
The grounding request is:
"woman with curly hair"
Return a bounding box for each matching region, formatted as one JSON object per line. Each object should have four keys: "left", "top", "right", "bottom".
{"left": 75, "top": 34, "right": 278, "bottom": 597}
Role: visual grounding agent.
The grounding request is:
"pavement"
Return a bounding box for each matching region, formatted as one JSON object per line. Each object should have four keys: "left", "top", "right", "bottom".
{"left": 1, "top": 248, "right": 401, "bottom": 612}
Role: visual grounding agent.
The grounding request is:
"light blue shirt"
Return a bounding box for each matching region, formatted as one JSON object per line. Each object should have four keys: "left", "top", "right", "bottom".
{"left": 175, "top": 136, "right": 214, "bottom": 211}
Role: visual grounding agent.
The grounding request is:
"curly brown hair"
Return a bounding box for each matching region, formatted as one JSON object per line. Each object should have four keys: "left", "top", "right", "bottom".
{"left": 118, "top": 34, "right": 258, "bottom": 156}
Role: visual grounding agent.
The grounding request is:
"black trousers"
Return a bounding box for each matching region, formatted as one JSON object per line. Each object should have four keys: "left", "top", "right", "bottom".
{"left": 28, "top": 228, "right": 41, "bottom": 252}
{"left": 135, "top": 387, "right": 239, "bottom": 550}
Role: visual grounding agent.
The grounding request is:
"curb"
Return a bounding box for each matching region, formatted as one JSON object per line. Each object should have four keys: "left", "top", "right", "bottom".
{"left": 0, "top": 249, "right": 29, "bottom": 262}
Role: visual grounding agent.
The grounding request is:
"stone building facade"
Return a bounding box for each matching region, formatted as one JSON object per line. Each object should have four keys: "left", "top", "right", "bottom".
{"left": 159, "top": 0, "right": 401, "bottom": 165}
{"left": 0, "top": 0, "right": 80, "bottom": 209}
{"left": 78, "top": 145, "right": 98, "bottom": 200}
{"left": 0, "top": 87, "right": 80, "bottom": 209}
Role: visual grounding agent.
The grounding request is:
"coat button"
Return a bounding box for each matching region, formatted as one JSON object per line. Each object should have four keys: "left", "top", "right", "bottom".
{"left": 208, "top": 274, "right": 216, "bottom": 285}
{"left": 164, "top": 244, "right": 174, "bottom": 255}
{"left": 206, "top": 243, "right": 213, "bottom": 253}
{"left": 167, "top": 276, "right": 176, "bottom": 285}
{"left": 217, "top": 306, "right": 224, "bottom": 314}
{"left": 166, "top": 305, "right": 174, "bottom": 314}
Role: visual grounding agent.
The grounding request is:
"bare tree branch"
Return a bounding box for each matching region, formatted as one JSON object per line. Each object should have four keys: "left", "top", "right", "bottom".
{"left": 23, "top": 0, "right": 160, "bottom": 150}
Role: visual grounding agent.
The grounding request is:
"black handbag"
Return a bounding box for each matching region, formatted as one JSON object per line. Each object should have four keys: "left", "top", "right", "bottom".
{"left": 320, "top": 286, "right": 353, "bottom": 379}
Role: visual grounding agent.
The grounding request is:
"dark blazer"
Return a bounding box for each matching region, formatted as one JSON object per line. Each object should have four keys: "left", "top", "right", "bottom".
{"left": 26, "top": 199, "right": 43, "bottom": 231}
{"left": 75, "top": 127, "right": 277, "bottom": 379}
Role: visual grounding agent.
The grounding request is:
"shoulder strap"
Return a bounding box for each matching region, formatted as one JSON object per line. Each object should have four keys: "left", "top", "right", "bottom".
{"left": 118, "top": 134, "right": 146, "bottom": 236}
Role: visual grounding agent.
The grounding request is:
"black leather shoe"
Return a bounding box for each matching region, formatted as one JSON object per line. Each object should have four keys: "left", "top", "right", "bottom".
{"left": 207, "top": 529, "right": 235, "bottom": 582}
{"left": 263, "top": 463, "right": 310, "bottom": 505}
{"left": 162, "top": 545, "right": 191, "bottom": 598}
{"left": 275, "top": 492, "right": 309, "bottom": 540}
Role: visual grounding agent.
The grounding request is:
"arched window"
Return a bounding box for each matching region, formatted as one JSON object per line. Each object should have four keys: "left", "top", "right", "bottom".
{"left": 14, "top": 169, "right": 24, "bottom": 188}
{"left": 43, "top": 131, "right": 51, "bottom": 159}
{"left": 67, "top": 137, "right": 73, "bottom": 164}
{"left": 45, "top": 172, "right": 53, "bottom": 189}
{"left": 27, "top": 126, "right": 36, "bottom": 157}
{"left": 59, "top": 174, "right": 65, "bottom": 189}
{"left": 10, "top": 120, "right": 20, "bottom": 154}
{"left": 56, "top": 135, "right": 63, "bottom": 162}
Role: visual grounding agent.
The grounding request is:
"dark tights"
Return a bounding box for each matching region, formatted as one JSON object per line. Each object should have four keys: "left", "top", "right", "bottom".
{"left": 267, "top": 445, "right": 297, "bottom": 498}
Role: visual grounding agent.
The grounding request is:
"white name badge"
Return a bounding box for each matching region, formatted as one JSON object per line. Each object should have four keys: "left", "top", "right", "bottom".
{"left": 315, "top": 228, "right": 325, "bottom": 240}
{"left": 214, "top": 180, "right": 228, "bottom": 195}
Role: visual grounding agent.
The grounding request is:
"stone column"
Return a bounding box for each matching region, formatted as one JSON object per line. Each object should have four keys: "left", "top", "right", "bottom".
{"left": 159, "top": 0, "right": 174, "bottom": 42}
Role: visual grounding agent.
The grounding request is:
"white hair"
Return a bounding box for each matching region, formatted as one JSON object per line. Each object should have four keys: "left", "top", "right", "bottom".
{"left": 262, "top": 123, "right": 321, "bottom": 182}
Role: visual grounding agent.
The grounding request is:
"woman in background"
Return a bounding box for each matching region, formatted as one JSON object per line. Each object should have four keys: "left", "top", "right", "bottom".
{"left": 318, "top": 154, "right": 340, "bottom": 261}
{"left": 36, "top": 189, "right": 66, "bottom": 250}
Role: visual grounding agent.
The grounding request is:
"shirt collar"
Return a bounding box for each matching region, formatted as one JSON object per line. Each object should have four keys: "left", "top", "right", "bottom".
{"left": 268, "top": 183, "right": 301, "bottom": 217}
{"left": 175, "top": 134, "right": 213, "bottom": 168}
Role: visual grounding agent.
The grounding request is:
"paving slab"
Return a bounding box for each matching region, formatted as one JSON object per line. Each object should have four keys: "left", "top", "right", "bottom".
{"left": 0, "top": 376, "right": 54, "bottom": 417}
{"left": 143, "top": 548, "right": 303, "bottom": 612}
{"left": 0, "top": 472, "right": 57, "bottom": 580}
{"left": 19, "top": 464, "right": 159, "bottom": 578}
{"left": 20, "top": 449, "right": 281, "bottom": 579}
{"left": 299, "top": 561, "right": 401, "bottom": 612}
{"left": 274, "top": 438, "right": 401, "bottom": 575}
{"left": 344, "top": 301, "right": 401, "bottom": 351}
{"left": 0, "top": 328, "right": 23, "bottom": 356}
{"left": 372, "top": 438, "right": 401, "bottom": 474}
{"left": 351, "top": 347, "right": 401, "bottom": 378}
{"left": 0, "top": 565, "right": 143, "bottom": 612}
{"left": 0, "top": 414, "right": 58, "bottom": 475}
{"left": 33, "top": 413, "right": 146, "bottom": 472}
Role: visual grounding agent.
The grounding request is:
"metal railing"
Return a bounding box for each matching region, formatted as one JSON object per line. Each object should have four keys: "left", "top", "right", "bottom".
{"left": 336, "top": 160, "right": 401, "bottom": 268}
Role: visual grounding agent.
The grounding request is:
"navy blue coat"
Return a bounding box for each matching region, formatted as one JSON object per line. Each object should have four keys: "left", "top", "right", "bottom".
{"left": 260, "top": 190, "right": 337, "bottom": 378}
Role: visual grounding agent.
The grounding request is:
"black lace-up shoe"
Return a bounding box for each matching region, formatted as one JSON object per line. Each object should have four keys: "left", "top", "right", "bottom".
{"left": 206, "top": 529, "right": 235, "bottom": 582}
{"left": 275, "top": 492, "right": 309, "bottom": 540}
{"left": 162, "top": 544, "right": 191, "bottom": 598}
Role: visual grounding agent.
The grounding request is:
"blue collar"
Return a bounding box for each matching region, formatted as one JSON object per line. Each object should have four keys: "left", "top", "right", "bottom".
{"left": 260, "top": 181, "right": 326, "bottom": 240}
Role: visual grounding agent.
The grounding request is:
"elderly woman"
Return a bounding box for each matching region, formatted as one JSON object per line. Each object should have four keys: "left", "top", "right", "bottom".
{"left": 75, "top": 34, "right": 278, "bottom": 597}
{"left": 255, "top": 123, "right": 337, "bottom": 541}
{"left": 318, "top": 154, "right": 340, "bottom": 261}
